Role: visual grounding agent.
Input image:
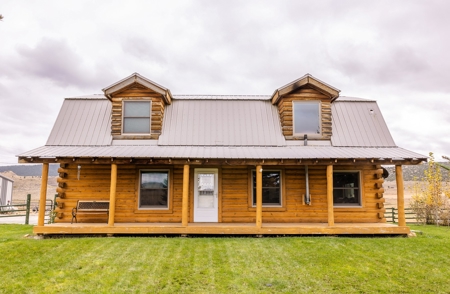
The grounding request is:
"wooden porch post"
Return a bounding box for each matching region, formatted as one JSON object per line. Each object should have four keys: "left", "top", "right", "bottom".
{"left": 256, "top": 165, "right": 262, "bottom": 228}
{"left": 395, "top": 165, "right": 406, "bottom": 226}
{"left": 326, "top": 165, "right": 334, "bottom": 226}
{"left": 182, "top": 164, "right": 190, "bottom": 227}
{"left": 37, "top": 163, "right": 49, "bottom": 226}
{"left": 108, "top": 163, "right": 117, "bottom": 227}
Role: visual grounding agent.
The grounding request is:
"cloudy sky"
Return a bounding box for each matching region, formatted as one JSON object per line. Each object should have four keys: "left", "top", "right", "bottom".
{"left": 1, "top": 0, "right": 449, "bottom": 165}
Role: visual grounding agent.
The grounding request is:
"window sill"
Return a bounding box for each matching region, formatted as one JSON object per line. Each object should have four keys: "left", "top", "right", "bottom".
{"left": 113, "top": 135, "right": 159, "bottom": 140}
{"left": 134, "top": 208, "right": 173, "bottom": 214}
{"left": 333, "top": 206, "right": 364, "bottom": 211}
{"left": 248, "top": 207, "right": 287, "bottom": 212}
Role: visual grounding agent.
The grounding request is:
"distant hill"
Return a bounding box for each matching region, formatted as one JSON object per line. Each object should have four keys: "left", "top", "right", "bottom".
{"left": 384, "top": 162, "right": 450, "bottom": 182}
{"left": 0, "top": 164, "right": 59, "bottom": 176}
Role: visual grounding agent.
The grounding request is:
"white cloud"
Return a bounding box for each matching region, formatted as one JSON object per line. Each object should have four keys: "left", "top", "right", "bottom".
{"left": 1, "top": 0, "right": 449, "bottom": 165}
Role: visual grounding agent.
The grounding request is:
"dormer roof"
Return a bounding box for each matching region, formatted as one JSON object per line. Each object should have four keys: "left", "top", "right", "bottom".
{"left": 271, "top": 74, "right": 340, "bottom": 104}
{"left": 102, "top": 73, "right": 172, "bottom": 104}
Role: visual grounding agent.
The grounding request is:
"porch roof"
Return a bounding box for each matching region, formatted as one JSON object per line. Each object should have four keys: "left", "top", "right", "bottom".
{"left": 18, "top": 145, "right": 426, "bottom": 164}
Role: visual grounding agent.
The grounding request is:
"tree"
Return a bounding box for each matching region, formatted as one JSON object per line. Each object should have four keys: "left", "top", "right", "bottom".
{"left": 437, "top": 155, "right": 450, "bottom": 171}
{"left": 0, "top": 14, "right": 3, "bottom": 21}
{"left": 410, "top": 152, "right": 450, "bottom": 225}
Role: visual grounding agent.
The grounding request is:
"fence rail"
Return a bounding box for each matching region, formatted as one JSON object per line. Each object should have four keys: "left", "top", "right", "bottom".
{"left": 0, "top": 194, "right": 55, "bottom": 224}
{"left": 384, "top": 207, "right": 419, "bottom": 223}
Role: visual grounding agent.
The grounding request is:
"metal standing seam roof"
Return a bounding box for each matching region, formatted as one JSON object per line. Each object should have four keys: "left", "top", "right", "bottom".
{"left": 42, "top": 95, "right": 399, "bottom": 148}
{"left": 158, "top": 99, "right": 285, "bottom": 146}
{"left": 18, "top": 93, "right": 427, "bottom": 161}
{"left": 46, "top": 98, "right": 112, "bottom": 146}
{"left": 18, "top": 145, "right": 426, "bottom": 160}
{"left": 331, "top": 98, "right": 396, "bottom": 147}
{"left": 173, "top": 95, "right": 271, "bottom": 100}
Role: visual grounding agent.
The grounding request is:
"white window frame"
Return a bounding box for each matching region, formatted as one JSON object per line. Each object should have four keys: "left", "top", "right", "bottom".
{"left": 292, "top": 100, "right": 322, "bottom": 138}
{"left": 333, "top": 170, "right": 362, "bottom": 207}
{"left": 138, "top": 169, "right": 170, "bottom": 210}
{"left": 122, "top": 100, "right": 152, "bottom": 135}
{"left": 251, "top": 169, "right": 282, "bottom": 207}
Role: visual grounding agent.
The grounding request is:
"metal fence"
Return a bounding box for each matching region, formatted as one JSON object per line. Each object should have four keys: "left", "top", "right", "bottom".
{"left": 0, "top": 194, "right": 55, "bottom": 224}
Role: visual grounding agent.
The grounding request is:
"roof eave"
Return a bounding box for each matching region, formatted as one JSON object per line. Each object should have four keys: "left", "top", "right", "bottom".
{"left": 271, "top": 74, "right": 341, "bottom": 104}
{"left": 102, "top": 73, "right": 172, "bottom": 104}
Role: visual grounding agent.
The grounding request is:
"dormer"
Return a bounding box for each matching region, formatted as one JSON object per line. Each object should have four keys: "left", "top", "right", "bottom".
{"left": 271, "top": 74, "right": 340, "bottom": 140}
{"left": 103, "top": 73, "right": 172, "bottom": 140}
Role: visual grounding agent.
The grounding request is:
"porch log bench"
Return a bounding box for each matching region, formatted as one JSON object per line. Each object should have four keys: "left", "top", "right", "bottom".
{"left": 71, "top": 200, "right": 110, "bottom": 224}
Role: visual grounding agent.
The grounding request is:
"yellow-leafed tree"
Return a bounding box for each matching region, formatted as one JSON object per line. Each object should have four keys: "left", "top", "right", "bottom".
{"left": 410, "top": 153, "right": 450, "bottom": 225}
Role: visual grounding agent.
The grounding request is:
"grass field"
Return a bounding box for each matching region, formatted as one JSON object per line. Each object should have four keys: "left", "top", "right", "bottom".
{"left": 1, "top": 225, "right": 449, "bottom": 293}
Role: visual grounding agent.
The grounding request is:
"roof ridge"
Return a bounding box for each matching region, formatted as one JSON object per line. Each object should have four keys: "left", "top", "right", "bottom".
{"left": 173, "top": 94, "right": 271, "bottom": 96}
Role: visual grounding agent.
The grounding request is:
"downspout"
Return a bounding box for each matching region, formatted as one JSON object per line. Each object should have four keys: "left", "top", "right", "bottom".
{"left": 304, "top": 134, "right": 311, "bottom": 205}
{"left": 305, "top": 165, "right": 311, "bottom": 205}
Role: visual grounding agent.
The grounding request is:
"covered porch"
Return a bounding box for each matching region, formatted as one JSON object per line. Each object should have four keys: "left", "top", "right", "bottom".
{"left": 33, "top": 222, "right": 410, "bottom": 235}
{"left": 32, "top": 163, "right": 411, "bottom": 236}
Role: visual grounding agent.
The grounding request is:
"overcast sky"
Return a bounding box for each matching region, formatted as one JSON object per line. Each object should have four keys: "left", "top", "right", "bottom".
{"left": 1, "top": 0, "right": 449, "bottom": 165}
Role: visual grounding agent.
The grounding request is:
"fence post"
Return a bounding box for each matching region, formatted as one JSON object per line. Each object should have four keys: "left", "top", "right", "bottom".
{"left": 391, "top": 207, "right": 396, "bottom": 223}
{"left": 25, "top": 194, "right": 31, "bottom": 225}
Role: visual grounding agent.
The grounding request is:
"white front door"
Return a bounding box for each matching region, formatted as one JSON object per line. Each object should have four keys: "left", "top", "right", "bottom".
{"left": 194, "top": 168, "right": 218, "bottom": 222}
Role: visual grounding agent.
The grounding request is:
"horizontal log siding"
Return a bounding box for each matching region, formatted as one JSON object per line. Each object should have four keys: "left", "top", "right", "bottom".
{"left": 278, "top": 87, "right": 332, "bottom": 139}
{"left": 220, "top": 165, "right": 385, "bottom": 223}
{"left": 55, "top": 164, "right": 385, "bottom": 224}
{"left": 110, "top": 82, "right": 165, "bottom": 139}
{"left": 54, "top": 164, "right": 184, "bottom": 223}
{"left": 221, "top": 167, "right": 252, "bottom": 223}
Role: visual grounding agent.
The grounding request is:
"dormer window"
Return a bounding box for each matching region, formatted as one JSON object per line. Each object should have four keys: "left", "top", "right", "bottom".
{"left": 293, "top": 101, "right": 321, "bottom": 137}
{"left": 123, "top": 101, "right": 151, "bottom": 134}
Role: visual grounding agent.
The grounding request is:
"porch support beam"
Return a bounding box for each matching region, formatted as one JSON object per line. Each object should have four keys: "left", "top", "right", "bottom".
{"left": 37, "top": 163, "right": 49, "bottom": 227}
{"left": 108, "top": 163, "right": 117, "bottom": 227}
{"left": 256, "top": 165, "right": 263, "bottom": 228}
{"left": 395, "top": 165, "right": 406, "bottom": 226}
{"left": 182, "top": 164, "right": 190, "bottom": 227}
{"left": 326, "top": 165, "right": 334, "bottom": 226}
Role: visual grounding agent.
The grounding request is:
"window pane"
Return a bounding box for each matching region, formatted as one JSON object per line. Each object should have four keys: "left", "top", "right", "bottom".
{"left": 252, "top": 171, "right": 281, "bottom": 206}
{"left": 140, "top": 189, "right": 168, "bottom": 207}
{"left": 293, "top": 101, "right": 320, "bottom": 135}
{"left": 333, "top": 172, "right": 359, "bottom": 188}
{"left": 262, "top": 172, "right": 280, "bottom": 187}
{"left": 198, "top": 174, "right": 214, "bottom": 192}
{"left": 140, "top": 171, "right": 168, "bottom": 208}
{"left": 124, "top": 118, "right": 150, "bottom": 133}
{"left": 333, "top": 172, "right": 360, "bottom": 205}
{"left": 124, "top": 101, "right": 150, "bottom": 117}
{"left": 263, "top": 188, "right": 280, "bottom": 204}
{"left": 197, "top": 173, "right": 215, "bottom": 208}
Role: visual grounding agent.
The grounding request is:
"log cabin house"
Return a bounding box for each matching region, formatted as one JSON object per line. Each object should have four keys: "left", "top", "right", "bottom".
{"left": 18, "top": 73, "right": 427, "bottom": 236}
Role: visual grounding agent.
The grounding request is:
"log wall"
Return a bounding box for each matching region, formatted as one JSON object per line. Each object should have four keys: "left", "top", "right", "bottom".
{"left": 55, "top": 164, "right": 185, "bottom": 223}
{"left": 54, "top": 164, "right": 385, "bottom": 224}
{"left": 110, "top": 82, "right": 165, "bottom": 139}
{"left": 277, "top": 87, "right": 332, "bottom": 139}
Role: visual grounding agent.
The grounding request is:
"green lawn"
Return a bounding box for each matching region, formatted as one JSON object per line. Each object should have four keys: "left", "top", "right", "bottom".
{"left": 1, "top": 225, "right": 449, "bottom": 293}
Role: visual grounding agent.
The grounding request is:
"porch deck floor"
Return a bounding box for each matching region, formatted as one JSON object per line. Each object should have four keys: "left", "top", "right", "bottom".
{"left": 33, "top": 222, "right": 410, "bottom": 235}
